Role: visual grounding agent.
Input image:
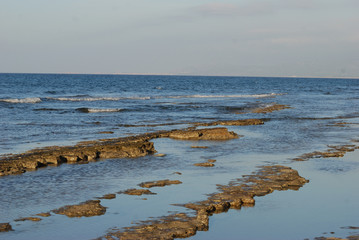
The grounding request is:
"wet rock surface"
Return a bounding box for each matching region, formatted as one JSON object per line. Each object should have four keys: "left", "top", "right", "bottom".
{"left": 196, "top": 118, "right": 264, "bottom": 126}
{"left": 250, "top": 103, "right": 291, "bottom": 114}
{"left": 294, "top": 144, "right": 359, "bottom": 161}
{"left": 0, "top": 223, "right": 12, "bottom": 232}
{"left": 119, "top": 188, "right": 157, "bottom": 196}
{"left": 0, "top": 124, "right": 248, "bottom": 177}
{"left": 36, "top": 212, "right": 51, "bottom": 217}
{"left": 167, "top": 127, "right": 238, "bottom": 140}
{"left": 98, "top": 194, "right": 116, "bottom": 199}
{"left": 52, "top": 200, "right": 106, "bottom": 218}
{"left": 139, "top": 179, "right": 182, "bottom": 188}
{"left": 313, "top": 236, "right": 359, "bottom": 240}
{"left": 14, "top": 217, "right": 42, "bottom": 222}
{"left": 193, "top": 162, "right": 215, "bottom": 167}
{"left": 0, "top": 137, "right": 156, "bottom": 177}
{"left": 102, "top": 165, "right": 308, "bottom": 240}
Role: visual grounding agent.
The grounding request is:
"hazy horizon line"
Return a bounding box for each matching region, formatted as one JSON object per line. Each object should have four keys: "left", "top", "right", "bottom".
{"left": 1, "top": 71, "right": 358, "bottom": 79}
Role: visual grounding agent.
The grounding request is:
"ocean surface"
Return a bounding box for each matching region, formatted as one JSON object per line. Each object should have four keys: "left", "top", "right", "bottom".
{"left": 1, "top": 73, "right": 359, "bottom": 240}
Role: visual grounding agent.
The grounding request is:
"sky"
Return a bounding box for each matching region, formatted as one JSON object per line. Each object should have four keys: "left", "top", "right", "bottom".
{"left": 1, "top": 0, "right": 359, "bottom": 77}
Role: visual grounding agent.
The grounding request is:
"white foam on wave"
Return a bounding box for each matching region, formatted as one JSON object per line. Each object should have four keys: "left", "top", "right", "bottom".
{"left": 48, "top": 96, "right": 150, "bottom": 101}
{"left": 0, "top": 97, "right": 42, "bottom": 103}
{"left": 87, "top": 108, "right": 124, "bottom": 113}
{"left": 167, "top": 93, "right": 284, "bottom": 99}
{"left": 77, "top": 108, "right": 124, "bottom": 113}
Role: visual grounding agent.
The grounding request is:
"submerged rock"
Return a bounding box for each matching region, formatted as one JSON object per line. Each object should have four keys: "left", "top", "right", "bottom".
{"left": 196, "top": 118, "right": 264, "bottom": 126}
{"left": 193, "top": 162, "right": 215, "bottom": 167}
{"left": 0, "top": 223, "right": 12, "bottom": 232}
{"left": 167, "top": 128, "right": 238, "bottom": 140}
{"left": 251, "top": 104, "right": 291, "bottom": 114}
{"left": 98, "top": 194, "right": 116, "bottom": 199}
{"left": 36, "top": 212, "right": 51, "bottom": 217}
{"left": 15, "top": 217, "right": 42, "bottom": 222}
{"left": 52, "top": 200, "right": 106, "bottom": 218}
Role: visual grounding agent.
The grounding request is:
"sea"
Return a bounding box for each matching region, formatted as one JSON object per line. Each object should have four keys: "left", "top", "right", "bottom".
{"left": 0, "top": 73, "right": 359, "bottom": 240}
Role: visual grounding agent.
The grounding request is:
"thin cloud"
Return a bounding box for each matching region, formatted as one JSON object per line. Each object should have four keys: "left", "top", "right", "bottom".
{"left": 192, "top": 0, "right": 319, "bottom": 17}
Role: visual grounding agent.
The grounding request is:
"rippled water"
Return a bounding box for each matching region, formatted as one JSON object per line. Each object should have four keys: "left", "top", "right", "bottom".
{"left": 1, "top": 74, "right": 359, "bottom": 239}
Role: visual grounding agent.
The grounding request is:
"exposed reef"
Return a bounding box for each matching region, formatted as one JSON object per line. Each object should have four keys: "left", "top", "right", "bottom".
{"left": 313, "top": 236, "right": 359, "bottom": 240}
{"left": 294, "top": 144, "right": 359, "bottom": 161}
{"left": 167, "top": 127, "right": 238, "bottom": 140}
{"left": 0, "top": 138, "right": 155, "bottom": 177}
{"left": 139, "top": 179, "right": 182, "bottom": 188}
{"left": 119, "top": 189, "right": 157, "bottom": 196}
{"left": 0, "top": 118, "right": 260, "bottom": 177}
{"left": 52, "top": 200, "right": 107, "bottom": 218}
{"left": 102, "top": 165, "right": 308, "bottom": 240}
{"left": 14, "top": 217, "right": 42, "bottom": 222}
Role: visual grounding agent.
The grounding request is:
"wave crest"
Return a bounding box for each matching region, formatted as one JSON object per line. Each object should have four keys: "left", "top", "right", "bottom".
{"left": 48, "top": 96, "right": 150, "bottom": 102}
{"left": 76, "top": 108, "right": 124, "bottom": 113}
{"left": 0, "top": 97, "right": 42, "bottom": 103}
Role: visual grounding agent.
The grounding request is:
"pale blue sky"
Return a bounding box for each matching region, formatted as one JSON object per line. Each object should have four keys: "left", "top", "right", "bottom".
{"left": 1, "top": 0, "right": 358, "bottom": 77}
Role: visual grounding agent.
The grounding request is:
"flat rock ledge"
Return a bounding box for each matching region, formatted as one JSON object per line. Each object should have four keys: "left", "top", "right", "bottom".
{"left": 119, "top": 188, "right": 157, "bottom": 196}
{"left": 0, "top": 223, "right": 12, "bottom": 232}
{"left": 314, "top": 236, "right": 359, "bottom": 240}
{"left": 0, "top": 138, "right": 156, "bottom": 177}
{"left": 102, "top": 165, "right": 308, "bottom": 240}
{"left": 166, "top": 127, "right": 238, "bottom": 140}
{"left": 139, "top": 179, "right": 182, "bottom": 188}
{"left": 52, "top": 200, "right": 106, "bottom": 218}
{"left": 294, "top": 144, "right": 359, "bottom": 161}
{"left": 0, "top": 122, "right": 256, "bottom": 177}
{"left": 196, "top": 118, "right": 264, "bottom": 126}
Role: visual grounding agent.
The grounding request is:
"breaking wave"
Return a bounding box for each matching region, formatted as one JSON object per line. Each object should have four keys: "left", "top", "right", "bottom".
{"left": 76, "top": 108, "right": 124, "bottom": 113}
{"left": 166, "top": 93, "right": 284, "bottom": 99}
{"left": 0, "top": 97, "right": 42, "bottom": 103}
{"left": 47, "top": 96, "right": 150, "bottom": 102}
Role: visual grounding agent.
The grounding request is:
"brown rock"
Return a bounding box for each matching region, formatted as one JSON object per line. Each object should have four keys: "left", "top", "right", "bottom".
{"left": 139, "top": 179, "right": 182, "bottom": 188}
{"left": 193, "top": 162, "right": 215, "bottom": 167}
{"left": 251, "top": 104, "right": 291, "bottom": 114}
{"left": 102, "top": 165, "right": 308, "bottom": 240}
{"left": 0, "top": 138, "right": 155, "bottom": 177}
{"left": 198, "top": 119, "right": 264, "bottom": 126}
{"left": 98, "top": 193, "right": 116, "bottom": 199}
{"left": 36, "top": 212, "right": 51, "bottom": 217}
{"left": 168, "top": 128, "right": 238, "bottom": 140}
{"left": 15, "top": 217, "right": 42, "bottom": 222}
{"left": 191, "top": 146, "right": 209, "bottom": 149}
{"left": 0, "top": 223, "right": 12, "bottom": 232}
{"left": 119, "top": 189, "right": 156, "bottom": 196}
{"left": 52, "top": 200, "right": 106, "bottom": 217}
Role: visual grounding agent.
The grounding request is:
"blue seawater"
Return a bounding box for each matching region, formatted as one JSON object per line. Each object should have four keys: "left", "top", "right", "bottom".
{"left": 0, "top": 73, "right": 358, "bottom": 155}
{"left": 1, "top": 73, "right": 359, "bottom": 240}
